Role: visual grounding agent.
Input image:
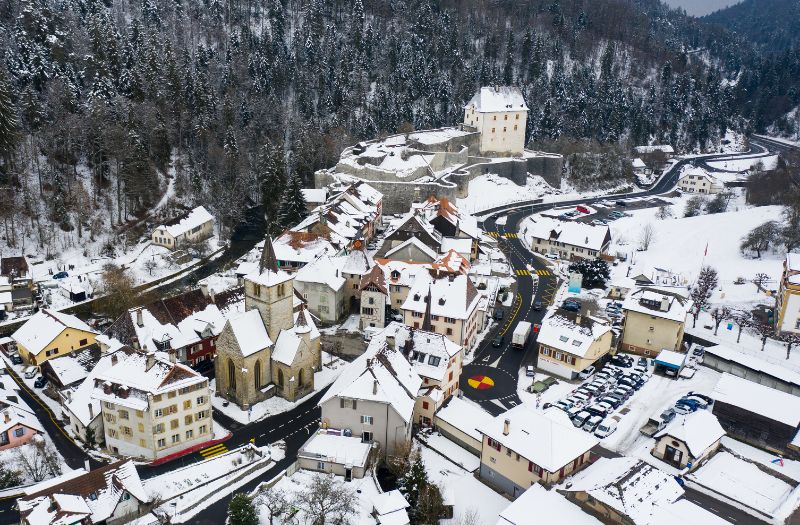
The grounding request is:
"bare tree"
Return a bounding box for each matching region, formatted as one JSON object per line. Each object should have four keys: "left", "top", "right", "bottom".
{"left": 778, "top": 332, "right": 800, "bottom": 360}
{"left": 690, "top": 266, "right": 718, "bottom": 328}
{"left": 728, "top": 309, "right": 752, "bottom": 343}
{"left": 257, "top": 485, "right": 292, "bottom": 525}
{"left": 14, "top": 438, "right": 62, "bottom": 482}
{"left": 143, "top": 258, "right": 158, "bottom": 276}
{"left": 638, "top": 223, "right": 655, "bottom": 251}
{"left": 294, "top": 474, "right": 357, "bottom": 525}
{"left": 752, "top": 272, "right": 770, "bottom": 292}
{"left": 750, "top": 319, "right": 775, "bottom": 351}
{"left": 457, "top": 509, "right": 481, "bottom": 525}
{"left": 711, "top": 306, "right": 731, "bottom": 335}
{"left": 656, "top": 205, "right": 673, "bottom": 220}
{"left": 99, "top": 264, "right": 141, "bottom": 318}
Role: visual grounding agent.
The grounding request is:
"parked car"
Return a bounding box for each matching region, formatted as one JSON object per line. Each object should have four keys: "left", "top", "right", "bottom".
{"left": 10, "top": 355, "right": 23, "bottom": 365}
{"left": 576, "top": 205, "right": 590, "bottom": 214}
{"left": 492, "top": 336, "right": 504, "bottom": 348}
{"left": 676, "top": 398, "right": 702, "bottom": 411}
{"left": 567, "top": 406, "right": 583, "bottom": 419}
{"left": 526, "top": 365, "right": 535, "bottom": 377}
{"left": 660, "top": 408, "right": 677, "bottom": 424}
{"left": 637, "top": 357, "right": 649, "bottom": 368}
{"left": 599, "top": 396, "right": 621, "bottom": 409}
{"left": 533, "top": 300, "right": 543, "bottom": 311}
{"left": 582, "top": 415, "right": 603, "bottom": 432}
{"left": 494, "top": 309, "right": 505, "bottom": 320}
{"left": 390, "top": 312, "right": 404, "bottom": 323}
{"left": 615, "top": 200, "right": 627, "bottom": 207}
{"left": 546, "top": 253, "right": 559, "bottom": 260}
{"left": 692, "top": 346, "right": 706, "bottom": 357}
{"left": 24, "top": 368, "right": 37, "bottom": 379}
{"left": 686, "top": 392, "right": 714, "bottom": 405}
{"left": 571, "top": 392, "right": 590, "bottom": 403}
{"left": 572, "top": 411, "right": 592, "bottom": 428}
{"left": 586, "top": 405, "right": 609, "bottom": 418}
{"left": 556, "top": 400, "right": 574, "bottom": 412}
{"left": 673, "top": 404, "right": 694, "bottom": 415}
{"left": 683, "top": 395, "right": 710, "bottom": 409}
{"left": 52, "top": 271, "right": 69, "bottom": 279}
{"left": 595, "top": 420, "right": 618, "bottom": 438}
{"left": 578, "top": 366, "right": 596, "bottom": 380}
{"left": 33, "top": 376, "right": 47, "bottom": 388}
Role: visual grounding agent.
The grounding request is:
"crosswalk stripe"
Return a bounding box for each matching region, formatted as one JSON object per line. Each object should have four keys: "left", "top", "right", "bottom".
{"left": 199, "top": 443, "right": 227, "bottom": 457}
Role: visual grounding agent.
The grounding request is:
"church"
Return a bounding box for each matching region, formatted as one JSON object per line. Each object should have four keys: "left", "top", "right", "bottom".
{"left": 214, "top": 236, "right": 322, "bottom": 408}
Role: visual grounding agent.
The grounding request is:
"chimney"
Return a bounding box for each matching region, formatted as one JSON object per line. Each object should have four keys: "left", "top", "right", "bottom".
{"left": 136, "top": 309, "right": 144, "bottom": 328}
{"left": 146, "top": 351, "right": 155, "bottom": 371}
{"left": 209, "top": 289, "right": 216, "bottom": 303}
{"left": 200, "top": 283, "right": 209, "bottom": 297}
{"left": 660, "top": 297, "right": 670, "bottom": 312}
{"left": 503, "top": 418, "right": 510, "bottom": 436}
{"left": 111, "top": 353, "right": 118, "bottom": 366}
{"left": 88, "top": 402, "right": 94, "bottom": 420}
{"left": 168, "top": 348, "right": 177, "bottom": 364}
{"left": 84, "top": 459, "right": 90, "bottom": 472}
{"left": 575, "top": 314, "right": 582, "bottom": 326}
{"left": 3, "top": 411, "right": 9, "bottom": 424}
{"left": 373, "top": 379, "right": 378, "bottom": 395}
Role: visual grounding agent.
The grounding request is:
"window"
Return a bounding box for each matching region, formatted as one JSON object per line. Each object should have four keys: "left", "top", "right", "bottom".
{"left": 649, "top": 326, "right": 654, "bottom": 332}
{"left": 170, "top": 419, "right": 179, "bottom": 430}
{"left": 154, "top": 409, "right": 163, "bottom": 418}
{"left": 136, "top": 410, "right": 143, "bottom": 418}
{"left": 79, "top": 339, "right": 87, "bottom": 346}
{"left": 185, "top": 415, "right": 193, "bottom": 425}
{"left": 197, "top": 396, "right": 206, "bottom": 405}
{"left": 137, "top": 423, "right": 144, "bottom": 433}
{"left": 516, "top": 114, "right": 520, "bottom": 120}
{"left": 154, "top": 423, "right": 165, "bottom": 434}
{"left": 157, "top": 438, "right": 166, "bottom": 447}
{"left": 504, "top": 115, "right": 508, "bottom": 120}
{"left": 491, "top": 127, "right": 496, "bottom": 133}
{"left": 196, "top": 410, "right": 208, "bottom": 420}
{"left": 119, "top": 410, "right": 129, "bottom": 420}
{"left": 416, "top": 352, "right": 427, "bottom": 363}
{"left": 428, "top": 356, "right": 441, "bottom": 367}
{"left": 153, "top": 394, "right": 162, "bottom": 402}
{"left": 445, "top": 317, "right": 455, "bottom": 324}
{"left": 139, "top": 439, "right": 146, "bottom": 447}
{"left": 362, "top": 307, "right": 375, "bottom": 316}
{"left": 168, "top": 391, "right": 176, "bottom": 399}
{"left": 487, "top": 437, "right": 501, "bottom": 452}
{"left": 199, "top": 425, "right": 207, "bottom": 434}
{"left": 14, "top": 428, "right": 24, "bottom": 438}
{"left": 105, "top": 402, "right": 114, "bottom": 409}
{"left": 171, "top": 434, "right": 180, "bottom": 444}
{"left": 361, "top": 415, "right": 373, "bottom": 425}
{"left": 362, "top": 431, "right": 373, "bottom": 442}
{"left": 253, "top": 284, "right": 261, "bottom": 297}
{"left": 122, "top": 426, "right": 132, "bottom": 436}
{"left": 186, "top": 429, "right": 194, "bottom": 439}
{"left": 446, "top": 328, "right": 453, "bottom": 335}
{"left": 514, "top": 125, "right": 518, "bottom": 131}
{"left": 109, "top": 429, "right": 117, "bottom": 438}
{"left": 422, "top": 401, "right": 429, "bottom": 410}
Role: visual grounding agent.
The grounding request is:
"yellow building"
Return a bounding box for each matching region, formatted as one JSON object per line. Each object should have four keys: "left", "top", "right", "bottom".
{"left": 652, "top": 410, "right": 725, "bottom": 470}
{"left": 776, "top": 253, "right": 800, "bottom": 335}
{"left": 463, "top": 86, "right": 529, "bottom": 156}
{"left": 620, "top": 288, "right": 692, "bottom": 357}
{"left": 536, "top": 311, "right": 613, "bottom": 380}
{"left": 12, "top": 309, "right": 98, "bottom": 365}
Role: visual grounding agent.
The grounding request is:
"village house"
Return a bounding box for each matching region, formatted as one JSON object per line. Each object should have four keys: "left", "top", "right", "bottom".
{"left": 272, "top": 231, "right": 339, "bottom": 272}
{"left": 12, "top": 309, "right": 99, "bottom": 365}
{"left": 297, "top": 431, "right": 373, "bottom": 481}
{"left": 384, "top": 322, "right": 464, "bottom": 426}
{"left": 677, "top": 167, "right": 723, "bottom": 194}
{"left": 0, "top": 255, "right": 34, "bottom": 309}
{"left": 619, "top": 287, "right": 692, "bottom": 357}
{"left": 776, "top": 252, "right": 800, "bottom": 335}
{"left": 401, "top": 271, "right": 482, "bottom": 349}
{"left": 633, "top": 145, "right": 675, "bottom": 170}
{"left": 337, "top": 248, "right": 374, "bottom": 310}
{"left": 478, "top": 405, "right": 598, "bottom": 498}
{"left": 151, "top": 206, "right": 215, "bottom": 250}
{"left": 652, "top": 410, "right": 725, "bottom": 470}
{"left": 378, "top": 213, "right": 443, "bottom": 258}
{"left": 433, "top": 396, "right": 495, "bottom": 456}
{"left": 536, "top": 310, "right": 613, "bottom": 380}
{"left": 413, "top": 197, "right": 482, "bottom": 261}
{"left": 293, "top": 182, "right": 383, "bottom": 244}
{"left": 92, "top": 349, "right": 213, "bottom": 461}
{"left": 214, "top": 237, "right": 321, "bottom": 408}
{"left": 384, "top": 236, "right": 439, "bottom": 263}
{"left": 300, "top": 188, "right": 328, "bottom": 212}
{"left": 0, "top": 404, "right": 43, "bottom": 451}
{"left": 371, "top": 490, "right": 411, "bottom": 525}
{"left": 712, "top": 373, "right": 800, "bottom": 458}
{"left": 497, "top": 484, "right": 602, "bottom": 525}
{"left": 293, "top": 254, "right": 347, "bottom": 323}
{"left": 463, "top": 86, "right": 529, "bottom": 156}
{"left": 103, "top": 289, "right": 230, "bottom": 369}
{"left": 18, "top": 460, "right": 150, "bottom": 525}
{"left": 631, "top": 158, "right": 650, "bottom": 177}
{"left": 40, "top": 345, "right": 100, "bottom": 390}
{"left": 525, "top": 216, "right": 611, "bottom": 261}
{"left": 318, "top": 337, "right": 421, "bottom": 457}
{"left": 359, "top": 260, "right": 434, "bottom": 329}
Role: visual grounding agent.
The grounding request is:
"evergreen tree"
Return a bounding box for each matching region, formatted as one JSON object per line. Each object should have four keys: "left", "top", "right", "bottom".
{"left": 257, "top": 141, "right": 286, "bottom": 221}
{"left": 276, "top": 173, "right": 307, "bottom": 230}
{"left": 0, "top": 69, "right": 19, "bottom": 176}
{"left": 398, "top": 453, "right": 428, "bottom": 519}
{"left": 228, "top": 493, "right": 258, "bottom": 525}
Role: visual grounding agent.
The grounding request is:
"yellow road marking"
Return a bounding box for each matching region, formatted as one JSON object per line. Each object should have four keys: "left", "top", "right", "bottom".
{"left": 199, "top": 443, "right": 228, "bottom": 458}
{"left": 6, "top": 366, "right": 77, "bottom": 445}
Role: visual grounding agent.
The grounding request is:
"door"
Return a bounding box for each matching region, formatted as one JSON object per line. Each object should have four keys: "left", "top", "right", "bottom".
{"left": 665, "top": 445, "right": 683, "bottom": 467}
{"left": 345, "top": 468, "right": 352, "bottom": 482}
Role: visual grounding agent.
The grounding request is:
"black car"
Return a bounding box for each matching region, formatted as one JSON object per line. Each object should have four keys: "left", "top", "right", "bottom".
{"left": 10, "top": 355, "right": 23, "bottom": 365}
{"left": 494, "top": 309, "right": 505, "bottom": 320}
{"left": 533, "top": 300, "right": 543, "bottom": 311}
{"left": 562, "top": 301, "right": 580, "bottom": 313}
{"left": 637, "top": 357, "right": 648, "bottom": 368}
{"left": 492, "top": 336, "right": 504, "bottom": 347}
{"left": 692, "top": 347, "right": 705, "bottom": 357}
{"left": 615, "top": 200, "right": 627, "bottom": 207}
{"left": 34, "top": 376, "right": 47, "bottom": 388}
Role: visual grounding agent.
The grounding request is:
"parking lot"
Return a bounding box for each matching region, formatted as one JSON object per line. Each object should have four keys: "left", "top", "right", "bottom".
{"left": 547, "top": 197, "right": 673, "bottom": 228}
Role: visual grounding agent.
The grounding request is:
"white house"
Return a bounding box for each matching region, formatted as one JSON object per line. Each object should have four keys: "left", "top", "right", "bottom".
{"left": 463, "top": 86, "right": 529, "bottom": 156}
{"left": 152, "top": 206, "right": 215, "bottom": 250}
{"left": 293, "top": 254, "right": 347, "bottom": 323}
{"left": 678, "top": 167, "right": 723, "bottom": 194}
{"left": 525, "top": 216, "right": 611, "bottom": 261}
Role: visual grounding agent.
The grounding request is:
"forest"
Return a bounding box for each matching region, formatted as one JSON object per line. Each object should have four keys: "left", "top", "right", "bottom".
{"left": 0, "top": 0, "right": 798, "bottom": 253}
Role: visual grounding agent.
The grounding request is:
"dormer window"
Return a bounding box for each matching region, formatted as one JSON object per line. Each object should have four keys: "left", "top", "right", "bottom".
{"left": 438, "top": 298, "right": 446, "bottom": 306}
{"left": 559, "top": 335, "right": 569, "bottom": 343}
{"left": 414, "top": 294, "right": 420, "bottom": 301}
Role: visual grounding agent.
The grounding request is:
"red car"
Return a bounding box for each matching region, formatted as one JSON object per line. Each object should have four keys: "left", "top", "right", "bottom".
{"left": 533, "top": 323, "right": 541, "bottom": 333}
{"left": 576, "top": 205, "right": 590, "bottom": 214}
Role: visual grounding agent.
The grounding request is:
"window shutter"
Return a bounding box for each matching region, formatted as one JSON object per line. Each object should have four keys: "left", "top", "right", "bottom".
{"left": 353, "top": 400, "right": 357, "bottom": 410}
{"left": 340, "top": 398, "right": 344, "bottom": 409}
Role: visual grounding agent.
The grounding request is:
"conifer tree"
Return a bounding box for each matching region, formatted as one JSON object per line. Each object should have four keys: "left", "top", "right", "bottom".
{"left": 0, "top": 69, "right": 19, "bottom": 176}
{"left": 276, "top": 173, "right": 307, "bottom": 230}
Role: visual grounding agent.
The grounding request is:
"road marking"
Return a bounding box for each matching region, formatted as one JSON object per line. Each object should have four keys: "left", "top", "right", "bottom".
{"left": 199, "top": 442, "right": 228, "bottom": 459}
{"left": 503, "top": 233, "right": 518, "bottom": 238}
{"left": 515, "top": 269, "right": 530, "bottom": 276}
{"left": 536, "top": 269, "right": 551, "bottom": 276}
{"left": 467, "top": 375, "right": 495, "bottom": 390}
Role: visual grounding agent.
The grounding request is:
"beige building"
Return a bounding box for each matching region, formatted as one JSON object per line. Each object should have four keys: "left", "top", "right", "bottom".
{"left": 620, "top": 287, "right": 692, "bottom": 357}
{"left": 360, "top": 265, "right": 390, "bottom": 329}
{"left": 215, "top": 237, "right": 321, "bottom": 408}
{"left": 433, "top": 396, "right": 494, "bottom": 456}
{"left": 777, "top": 253, "right": 800, "bottom": 335}
{"left": 652, "top": 410, "right": 725, "bottom": 470}
{"left": 536, "top": 311, "right": 613, "bottom": 380}
{"left": 12, "top": 309, "right": 99, "bottom": 365}
{"left": 294, "top": 254, "right": 347, "bottom": 323}
{"left": 678, "top": 168, "right": 723, "bottom": 194}
{"left": 318, "top": 337, "right": 421, "bottom": 457}
{"left": 525, "top": 216, "right": 611, "bottom": 261}
{"left": 152, "top": 206, "right": 215, "bottom": 250}
{"left": 463, "top": 86, "right": 528, "bottom": 156}
{"left": 478, "top": 406, "right": 597, "bottom": 498}
{"left": 297, "top": 432, "right": 372, "bottom": 480}
{"left": 92, "top": 350, "right": 212, "bottom": 461}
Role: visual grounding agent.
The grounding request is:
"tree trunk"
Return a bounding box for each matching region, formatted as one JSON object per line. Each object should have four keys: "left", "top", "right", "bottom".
{"left": 788, "top": 343, "right": 793, "bottom": 360}
{"left": 736, "top": 326, "right": 743, "bottom": 343}
{"left": 761, "top": 336, "right": 767, "bottom": 351}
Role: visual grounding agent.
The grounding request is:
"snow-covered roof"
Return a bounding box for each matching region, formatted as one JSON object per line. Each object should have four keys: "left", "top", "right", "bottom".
{"left": 226, "top": 309, "right": 272, "bottom": 358}
{"left": 703, "top": 344, "right": 800, "bottom": 387}
{"left": 632, "top": 158, "right": 647, "bottom": 169}
{"left": 536, "top": 313, "right": 611, "bottom": 358}
{"left": 300, "top": 188, "right": 328, "bottom": 204}
{"left": 44, "top": 353, "right": 90, "bottom": 386}
{"left": 0, "top": 291, "right": 11, "bottom": 305}
{"left": 401, "top": 273, "right": 480, "bottom": 321}
{"left": 384, "top": 323, "right": 461, "bottom": 382}
{"left": 440, "top": 237, "right": 472, "bottom": 255}
{"left": 379, "top": 260, "right": 432, "bottom": 288}
{"left": 156, "top": 206, "right": 214, "bottom": 238}
{"left": 432, "top": 250, "right": 470, "bottom": 275}
{"left": 679, "top": 167, "right": 717, "bottom": 184}
{"left": 786, "top": 253, "right": 800, "bottom": 285}
{"left": 634, "top": 145, "right": 675, "bottom": 154}
{"left": 372, "top": 489, "right": 410, "bottom": 516}
{"left": 655, "top": 410, "right": 725, "bottom": 457}
{"left": 320, "top": 336, "right": 421, "bottom": 423}
{"left": 12, "top": 309, "right": 97, "bottom": 355}
{"left": 64, "top": 349, "right": 126, "bottom": 426}
{"left": 0, "top": 404, "right": 44, "bottom": 434}
{"left": 559, "top": 457, "right": 683, "bottom": 524}
{"left": 712, "top": 373, "right": 800, "bottom": 427}
{"left": 526, "top": 216, "right": 610, "bottom": 251}
{"left": 272, "top": 309, "right": 320, "bottom": 366}
{"left": 479, "top": 404, "right": 598, "bottom": 472}
{"left": 295, "top": 254, "right": 346, "bottom": 291}
{"left": 385, "top": 237, "right": 438, "bottom": 262}
{"left": 299, "top": 432, "right": 371, "bottom": 468}
{"left": 273, "top": 232, "right": 337, "bottom": 265}
{"left": 340, "top": 249, "right": 374, "bottom": 276}
{"left": 245, "top": 266, "right": 294, "bottom": 287}
{"left": 497, "top": 484, "right": 601, "bottom": 525}
{"left": 622, "top": 287, "right": 691, "bottom": 323}
{"left": 648, "top": 499, "right": 732, "bottom": 525}
{"left": 465, "top": 86, "right": 528, "bottom": 113}
{"left": 654, "top": 349, "right": 687, "bottom": 369}
{"left": 93, "top": 350, "right": 206, "bottom": 400}
{"left": 434, "top": 396, "right": 494, "bottom": 442}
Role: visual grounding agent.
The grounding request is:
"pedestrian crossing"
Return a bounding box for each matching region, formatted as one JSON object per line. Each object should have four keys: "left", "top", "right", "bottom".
{"left": 199, "top": 442, "right": 228, "bottom": 459}
{"left": 487, "top": 232, "right": 519, "bottom": 238}
{"left": 515, "top": 269, "right": 551, "bottom": 277}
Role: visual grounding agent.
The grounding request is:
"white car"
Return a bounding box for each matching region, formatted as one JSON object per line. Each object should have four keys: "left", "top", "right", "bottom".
{"left": 526, "top": 365, "right": 535, "bottom": 377}
{"left": 24, "top": 368, "right": 37, "bottom": 379}
{"left": 578, "top": 366, "right": 596, "bottom": 380}
{"left": 595, "top": 420, "right": 618, "bottom": 438}
{"left": 545, "top": 253, "right": 559, "bottom": 260}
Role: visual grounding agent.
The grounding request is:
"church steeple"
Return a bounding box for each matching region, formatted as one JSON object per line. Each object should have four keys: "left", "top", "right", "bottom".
{"left": 421, "top": 285, "right": 433, "bottom": 332}
{"left": 259, "top": 235, "right": 279, "bottom": 274}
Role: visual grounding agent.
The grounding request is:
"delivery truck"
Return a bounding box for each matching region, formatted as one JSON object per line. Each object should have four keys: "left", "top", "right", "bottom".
{"left": 511, "top": 321, "right": 532, "bottom": 349}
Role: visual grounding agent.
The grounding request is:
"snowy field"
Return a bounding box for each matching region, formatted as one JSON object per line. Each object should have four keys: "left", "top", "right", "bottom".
{"left": 457, "top": 173, "right": 556, "bottom": 214}
{"left": 705, "top": 154, "right": 778, "bottom": 172}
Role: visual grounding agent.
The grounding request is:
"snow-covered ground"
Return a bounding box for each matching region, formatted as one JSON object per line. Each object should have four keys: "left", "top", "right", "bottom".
{"left": 457, "top": 173, "right": 556, "bottom": 214}
{"left": 210, "top": 352, "right": 346, "bottom": 424}
{"left": 417, "top": 430, "right": 480, "bottom": 472}
{"left": 705, "top": 154, "right": 778, "bottom": 172}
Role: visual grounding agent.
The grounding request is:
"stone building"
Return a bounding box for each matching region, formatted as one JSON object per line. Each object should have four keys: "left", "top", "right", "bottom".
{"left": 214, "top": 236, "right": 321, "bottom": 409}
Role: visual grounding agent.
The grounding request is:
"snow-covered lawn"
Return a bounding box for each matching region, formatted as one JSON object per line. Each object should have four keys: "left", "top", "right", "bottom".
{"left": 457, "top": 174, "right": 556, "bottom": 214}
{"left": 210, "top": 352, "right": 346, "bottom": 425}
{"left": 417, "top": 431, "right": 480, "bottom": 472}
{"left": 705, "top": 154, "right": 778, "bottom": 172}
{"left": 721, "top": 437, "right": 800, "bottom": 483}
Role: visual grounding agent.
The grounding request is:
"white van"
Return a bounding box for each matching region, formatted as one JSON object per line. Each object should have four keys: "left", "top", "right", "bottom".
{"left": 594, "top": 420, "right": 618, "bottom": 438}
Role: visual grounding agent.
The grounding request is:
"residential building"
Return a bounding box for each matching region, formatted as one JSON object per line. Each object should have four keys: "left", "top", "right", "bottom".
{"left": 40, "top": 345, "right": 100, "bottom": 389}
{"left": 0, "top": 255, "right": 34, "bottom": 308}
{"left": 558, "top": 457, "right": 683, "bottom": 525}
{"left": 297, "top": 431, "right": 372, "bottom": 480}
{"left": 478, "top": 406, "right": 598, "bottom": 497}
{"left": 497, "top": 484, "right": 602, "bottom": 525}
{"left": 384, "top": 236, "right": 438, "bottom": 263}
{"left": 272, "top": 231, "right": 339, "bottom": 272}
{"left": 360, "top": 265, "right": 390, "bottom": 329}
{"left": 92, "top": 350, "right": 213, "bottom": 461}
{"left": 776, "top": 253, "right": 800, "bottom": 335}
{"left": 294, "top": 254, "right": 347, "bottom": 323}
{"left": 634, "top": 144, "right": 675, "bottom": 161}
{"left": 678, "top": 167, "right": 723, "bottom": 194}
{"left": 536, "top": 311, "right": 613, "bottom": 380}
{"left": 712, "top": 373, "right": 800, "bottom": 458}
{"left": 18, "top": 460, "right": 150, "bottom": 525}
{"left": 319, "top": 337, "right": 421, "bottom": 457}
{"left": 338, "top": 248, "right": 374, "bottom": 309}
{"left": 414, "top": 197, "right": 481, "bottom": 261}
{"left": 434, "top": 396, "right": 494, "bottom": 456}
{"left": 525, "top": 216, "right": 611, "bottom": 260}
{"left": 12, "top": 309, "right": 99, "bottom": 365}
{"left": 300, "top": 188, "right": 328, "bottom": 212}
{"left": 151, "top": 206, "right": 215, "bottom": 250}
{"left": 371, "top": 490, "right": 411, "bottom": 525}
{"left": 377, "top": 213, "right": 443, "bottom": 258}
{"left": 619, "top": 287, "right": 692, "bottom": 357}
{"left": 103, "top": 289, "right": 228, "bottom": 368}
{"left": 401, "top": 272, "right": 481, "bottom": 349}
{"left": 215, "top": 237, "right": 321, "bottom": 408}
{"left": 652, "top": 410, "right": 725, "bottom": 470}
{"left": 293, "top": 181, "right": 383, "bottom": 244}
{"left": 0, "top": 404, "right": 43, "bottom": 451}
{"left": 463, "top": 86, "right": 529, "bottom": 156}
{"left": 631, "top": 158, "right": 650, "bottom": 177}
{"left": 384, "top": 322, "right": 464, "bottom": 426}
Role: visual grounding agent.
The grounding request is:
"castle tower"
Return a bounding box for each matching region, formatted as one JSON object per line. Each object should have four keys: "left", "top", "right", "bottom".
{"left": 244, "top": 236, "right": 295, "bottom": 341}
